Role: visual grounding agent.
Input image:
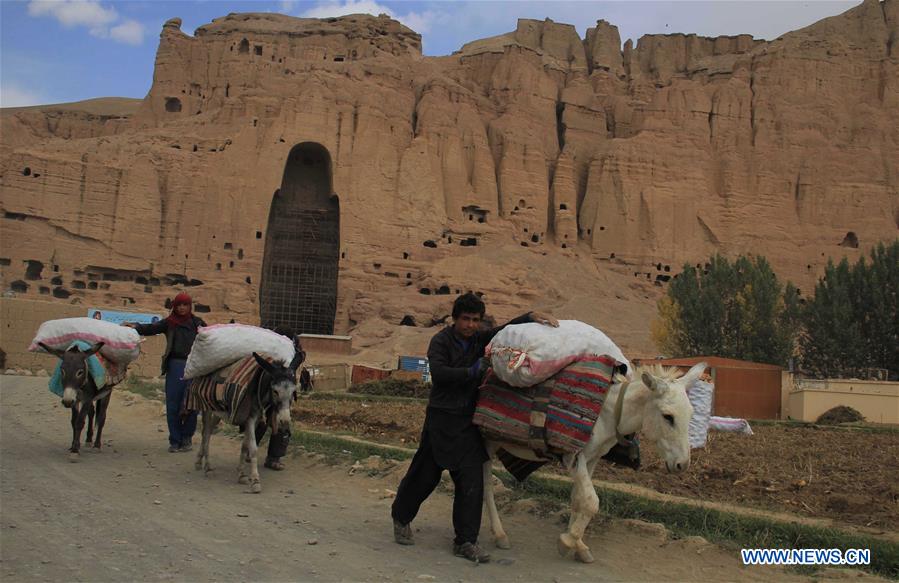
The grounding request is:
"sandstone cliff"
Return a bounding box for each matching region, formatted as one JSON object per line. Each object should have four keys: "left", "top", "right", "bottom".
{"left": 2, "top": 2, "right": 897, "bottom": 364}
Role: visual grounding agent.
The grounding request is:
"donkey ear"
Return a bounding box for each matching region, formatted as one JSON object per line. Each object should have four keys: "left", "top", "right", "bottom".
{"left": 83, "top": 342, "right": 105, "bottom": 357}
{"left": 641, "top": 371, "right": 659, "bottom": 392}
{"left": 38, "top": 342, "right": 66, "bottom": 358}
{"left": 253, "top": 352, "right": 276, "bottom": 375}
{"left": 288, "top": 349, "right": 304, "bottom": 371}
{"left": 682, "top": 362, "right": 708, "bottom": 385}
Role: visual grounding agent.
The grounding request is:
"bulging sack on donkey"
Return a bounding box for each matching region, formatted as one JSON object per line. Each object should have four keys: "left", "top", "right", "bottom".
{"left": 486, "top": 320, "right": 631, "bottom": 387}
{"left": 183, "top": 324, "right": 295, "bottom": 380}
{"left": 30, "top": 317, "right": 141, "bottom": 365}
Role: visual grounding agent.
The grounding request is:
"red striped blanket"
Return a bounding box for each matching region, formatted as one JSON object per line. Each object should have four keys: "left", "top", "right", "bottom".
{"left": 185, "top": 356, "right": 263, "bottom": 426}
{"left": 473, "top": 355, "right": 618, "bottom": 454}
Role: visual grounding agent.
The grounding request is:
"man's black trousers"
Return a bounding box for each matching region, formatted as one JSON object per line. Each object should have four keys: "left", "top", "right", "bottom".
{"left": 391, "top": 424, "right": 485, "bottom": 546}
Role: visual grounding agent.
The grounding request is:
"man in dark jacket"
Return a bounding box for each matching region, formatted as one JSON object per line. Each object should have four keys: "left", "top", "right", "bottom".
{"left": 391, "top": 292, "right": 557, "bottom": 563}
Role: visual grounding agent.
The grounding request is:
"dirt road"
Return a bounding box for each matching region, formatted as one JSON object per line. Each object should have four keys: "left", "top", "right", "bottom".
{"left": 0, "top": 376, "right": 874, "bottom": 582}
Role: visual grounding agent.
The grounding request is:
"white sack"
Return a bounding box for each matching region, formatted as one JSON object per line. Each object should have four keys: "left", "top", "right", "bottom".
{"left": 709, "top": 416, "right": 754, "bottom": 435}
{"left": 29, "top": 317, "right": 141, "bottom": 364}
{"left": 686, "top": 379, "right": 714, "bottom": 449}
{"left": 183, "top": 324, "right": 295, "bottom": 380}
{"left": 486, "top": 320, "right": 630, "bottom": 387}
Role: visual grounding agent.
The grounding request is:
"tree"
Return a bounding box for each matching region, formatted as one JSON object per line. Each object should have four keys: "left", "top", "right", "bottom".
{"left": 651, "top": 254, "right": 799, "bottom": 366}
{"left": 800, "top": 241, "right": 899, "bottom": 378}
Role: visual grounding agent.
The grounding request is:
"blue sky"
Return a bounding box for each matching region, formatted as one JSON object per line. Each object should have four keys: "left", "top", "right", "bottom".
{"left": 1, "top": 0, "right": 857, "bottom": 108}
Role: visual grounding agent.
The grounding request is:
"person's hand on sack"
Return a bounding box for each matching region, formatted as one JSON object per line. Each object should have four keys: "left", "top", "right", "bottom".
{"left": 530, "top": 311, "right": 559, "bottom": 327}
{"left": 469, "top": 356, "right": 491, "bottom": 383}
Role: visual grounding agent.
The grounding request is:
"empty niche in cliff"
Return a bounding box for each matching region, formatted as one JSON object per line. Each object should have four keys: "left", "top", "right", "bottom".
{"left": 254, "top": 45, "right": 262, "bottom": 56}
{"left": 187, "top": 279, "right": 203, "bottom": 287}
{"left": 11, "top": 280, "right": 28, "bottom": 293}
{"left": 239, "top": 39, "right": 249, "bottom": 54}
{"left": 0, "top": 258, "right": 10, "bottom": 266}
{"left": 561, "top": 244, "right": 567, "bottom": 249}
{"left": 70, "top": 280, "right": 86, "bottom": 290}
{"left": 88, "top": 282, "right": 98, "bottom": 290}
{"left": 238, "top": 249, "right": 244, "bottom": 259}
{"left": 664, "top": 265, "right": 670, "bottom": 272}
{"left": 460, "top": 238, "right": 477, "bottom": 247}
{"left": 656, "top": 263, "right": 662, "bottom": 271}
{"left": 436, "top": 285, "right": 450, "bottom": 295}
{"left": 224, "top": 243, "right": 232, "bottom": 250}
{"left": 229, "top": 261, "right": 234, "bottom": 268}
{"left": 423, "top": 240, "right": 437, "bottom": 248}
{"left": 531, "top": 234, "right": 539, "bottom": 243}
{"left": 462, "top": 205, "right": 487, "bottom": 223}
{"left": 260, "top": 141, "right": 339, "bottom": 335}
{"left": 256, "top": 231, "right": 262, "bottom": 239}
{"left": 4, "top": 212, "right": 27, "bottom": 220}
{"left": 419, "top": 288, "right": 432, "bottom": 295}
{"left": 655, "top": 274, "right": 671, "bottom": 283}
{"left": 52, "top": 265, "right": 59, "bottom": 272}
{"left": 403, "top": 252, "right": 409, "bottom": 259}
{"left": 24, "top": 260, "right": 43, "bottom": 280}
{"left": 599, "top": 226, "right": 605, "bottom": 231}
{"left": 50, "top": 276, "right": 63, "bottom": 285}
{"left": 165, "top": 98, "right": 182, "bottom": 113}
{"left": 246, "top": 276, "right": 252, "bottom": 284}
{"left": 333, "top": 55, "right": 345, "bottom": 62}
{"left": 610, "top": 253, "right": 616, "bottom": 259}
{"left": 840, "top": 232, "right": 859, "bottom": 248}
{"left": 39, "top": 286, "right": 50, "bottom": 295}
{"left": 22, "top": 167, "right": 31, "bottom": 176}
{"left": 400, "top": 315, "right": 416, "bottom": 326}
{"left": 521, "top": 242, "right": 528, "bottom": 247}
{"left": 194, "top": 303, "right": 211, "bottom": 313}
{"left": 216, "top": 263, "right": 222, "bottom": 271}
{"left": 559, "top": 203, "right": 567, "bottom": 210}
{"left": 52, "top": 287, "right": 71, "bottom": 299}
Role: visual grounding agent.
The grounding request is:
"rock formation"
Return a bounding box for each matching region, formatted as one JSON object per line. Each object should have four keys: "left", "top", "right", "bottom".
{"left": 1, "top": 2, "right": 897, "bottom": 363}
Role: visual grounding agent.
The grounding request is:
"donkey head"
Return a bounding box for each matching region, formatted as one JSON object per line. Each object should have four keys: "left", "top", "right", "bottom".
{"left": 253, "top": 351, "right": 302, "bottom": 431}
{"left": 637, "top": 362, "right": 705, "bottom": 473}
{"left": 39, "top": 342, "right": 105, "bottom": 408}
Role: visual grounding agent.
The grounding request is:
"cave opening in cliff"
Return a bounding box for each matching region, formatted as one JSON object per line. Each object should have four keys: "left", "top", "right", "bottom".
{"left": 260, "top": 142, "right": 339, "bottom": 335}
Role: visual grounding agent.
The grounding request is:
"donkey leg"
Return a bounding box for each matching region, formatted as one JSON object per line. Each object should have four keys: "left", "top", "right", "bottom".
{"left": 69, "top": 404, "right": 90, "bottom": 460}
{"left": 559, "top": 454, "right": 599, "bottom": 563}
{"left": 85, "top": 406, "right": 95, "bottom": 444}
{"left": 247, "top": 430, "right": 261, "bottom": 494}
{"left": 93, "top": 395, "right": 110, "bottom": 449}
{"left": 196, "top": 413, "right": 212, "bottom": 472}
{"left": 483, "top": 458, "right": 510, "bottom": 549}
{"left": 237, "top": 430, "right": 250, "bottom": 484}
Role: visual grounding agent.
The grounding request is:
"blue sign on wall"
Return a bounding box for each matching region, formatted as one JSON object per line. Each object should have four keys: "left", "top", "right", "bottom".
{"left": 87, "top": 309, "right": 163, "bottom": 325}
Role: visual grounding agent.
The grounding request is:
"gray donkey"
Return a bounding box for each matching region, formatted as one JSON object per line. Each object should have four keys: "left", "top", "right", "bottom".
{"left": 39, "top": 342, "right": 112, "bottom": 460}
{"left": 194, "top": 351, "right": 302, "bottom": 493}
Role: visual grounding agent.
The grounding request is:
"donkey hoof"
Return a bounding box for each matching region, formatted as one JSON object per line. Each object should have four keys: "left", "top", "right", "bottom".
{"left": 557, "top": 533, "right": 576, "bottom": 557}
{"left": 250, "top": 482, "right": 262, "bottom": 494}
{"left": 68, "top": 452, "right": 81, "bottom": 463}
{"left": 195, "top": 461, "right": 203, "bottom": 470}
{"left": 575, "top": 546, "right": 595, "bottom": 564}
{"left": 495, "top": 535, "right": 511, "bottom": 550}
{"left": 237, "top": 475, "right": 249, "bottom": 485}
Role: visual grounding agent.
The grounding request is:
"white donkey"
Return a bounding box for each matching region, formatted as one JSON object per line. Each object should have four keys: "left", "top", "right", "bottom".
{"left": 482, "top": 362, "right": 704, "bottom": 563}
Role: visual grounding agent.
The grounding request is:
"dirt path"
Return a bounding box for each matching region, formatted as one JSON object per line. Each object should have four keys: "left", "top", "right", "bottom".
{"left": 0, "top": 376, "right": 879, "bottom": 582}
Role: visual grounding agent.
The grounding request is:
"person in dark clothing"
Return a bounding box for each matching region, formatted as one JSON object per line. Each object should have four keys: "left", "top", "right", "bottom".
{"left": 391, "top": 292, "right": 558, "bottom": 563}
{"left": 254, "top": 326, "right": 306, "bottom": 471}
{"left": 130, "top": 292, "right": 206, "bottom": 453}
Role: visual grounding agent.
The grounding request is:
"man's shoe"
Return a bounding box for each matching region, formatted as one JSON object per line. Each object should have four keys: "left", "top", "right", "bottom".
{"left": 453, "top": 542, "right": 490, "bottom": 563}
{"left": 393, "top": 520, "right": 414, "bottom": 545}
{"left": 178, "top": 442, "right": 193, "bottom": 452}
{"left": 168, "top": 445, "right": 179, "bottom": 453}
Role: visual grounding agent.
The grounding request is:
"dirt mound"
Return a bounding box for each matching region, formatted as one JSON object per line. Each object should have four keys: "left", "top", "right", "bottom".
{"left": 348, "top": 378, "right": 431, "bottom": 399}
{"left": 816, "top": 406, "right": 865, "bottom": 425}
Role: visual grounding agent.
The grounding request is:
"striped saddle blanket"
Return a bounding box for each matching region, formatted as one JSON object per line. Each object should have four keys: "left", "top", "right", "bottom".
{"left": 184, "top": 356, "right": 263, "bottom": 426}
{"left": 473, "top": 355, "right": 619, "bottom": 455}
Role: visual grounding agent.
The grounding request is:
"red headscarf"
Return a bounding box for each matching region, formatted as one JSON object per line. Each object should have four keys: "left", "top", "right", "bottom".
{"left": 166, "top": 292, "right": 193, "bottom": 328}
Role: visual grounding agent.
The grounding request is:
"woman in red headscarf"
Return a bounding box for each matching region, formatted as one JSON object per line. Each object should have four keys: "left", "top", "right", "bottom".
{"left": 131, "top": 292, "right": 206, "bottom": 452}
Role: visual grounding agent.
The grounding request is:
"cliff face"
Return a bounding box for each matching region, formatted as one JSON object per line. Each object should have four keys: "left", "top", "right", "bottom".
{"left": 2, "top": 3, "right": 897, "bottom": 360}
